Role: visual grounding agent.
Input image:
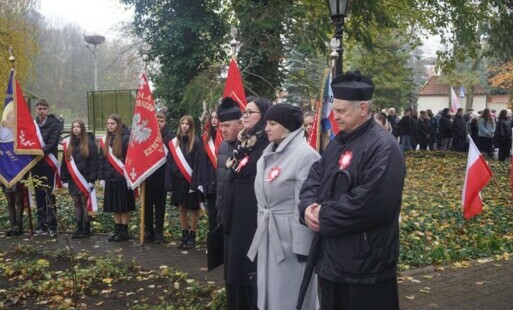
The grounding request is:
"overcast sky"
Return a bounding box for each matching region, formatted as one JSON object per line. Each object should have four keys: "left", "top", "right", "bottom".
{"left": 38, "top": 0, "right": 133, "bottom": 39}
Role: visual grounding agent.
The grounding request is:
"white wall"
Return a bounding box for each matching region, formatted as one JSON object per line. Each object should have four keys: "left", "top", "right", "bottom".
{"left": 417, "top": 95, "right": 487, "bottom": 112}
{"left": 417, "top": 96, "right": 449, "bottom": 113}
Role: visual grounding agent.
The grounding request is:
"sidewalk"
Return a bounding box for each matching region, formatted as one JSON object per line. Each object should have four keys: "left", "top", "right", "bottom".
{"left": 1, "top": 233, "right": 512, "bottom": 309}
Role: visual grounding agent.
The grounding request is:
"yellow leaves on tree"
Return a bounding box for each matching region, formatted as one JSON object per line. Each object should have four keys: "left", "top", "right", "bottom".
{"left": 489, "top": 61, "right": 513, "bottom": 91}
{"left": 0, "top": 0, "right": 39, "bottom": 92}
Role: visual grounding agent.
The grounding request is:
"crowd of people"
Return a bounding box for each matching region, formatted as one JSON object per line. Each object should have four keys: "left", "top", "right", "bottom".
{"left": 2, "top": 71, "right": 437, "bottom": 310}
{"left": 377, "top": 106, "right": 512, "bottom": 161}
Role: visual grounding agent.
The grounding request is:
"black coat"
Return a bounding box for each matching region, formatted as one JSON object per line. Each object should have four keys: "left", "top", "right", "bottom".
{"left": 452, "top": 115, "right": 467, "bottom": 139}
{"left": 224, "top": 132, "right": 269, "bottom": 285}
{"left": 299, "top": 118, "right": 406, "bottom": 284}
{"left": 417, "top": 118, "right": 431, "bottom": 145}
{"left": 398, "top": 115, "right": 413, "bottom": 136}
{"left": 98, "top": 125, "right": 130, "bottom": 182}
{"left": 60, "top": 133, "right": 99, "bottom": 195}
{"left": 164, "top": 135, "right": 206, "bottom": 193}
{"left": 215, "top": 140, "right": 237, "bottom": 223}
{"left": 495, "top": 119, "right": 511, "bottom": 140}
{"left": 439, "top": 114, "right": 453, "bottom": 139}
{"left": 203, "top": 135, "right": 217, "bottom": 195}
{"left": 33, "top": 114, "right": 62, "bottom": 171}
{"left": 145, "top": 129, "right": 174, "bottom": 188}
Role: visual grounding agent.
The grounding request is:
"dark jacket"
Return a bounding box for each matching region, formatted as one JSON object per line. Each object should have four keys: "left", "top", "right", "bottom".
{"left": 398, "top": 115, "right": 413, "bottom": 136}
{"left": 215, "top": 139, "right": 237, "bottom": 223}
{"left": 33, "top": 114, "right": 62, "bottom": 170}
{"left": 387, "top": 114, "right": 399, "bottom": 138}
{"left": 164, "top": 135, "right": 206, "bottom": 193}
{"left": 60, "top": 133, "right": 99, "bottom": 195}
{"left": 417, "top": 118, "right": 431, "bottom": 145}
{"left": 145, "top": 129, "right": 174, "bottom": 188}
{"left": 495, "top": 119, "right": 511, "bottom": 140}
{"left": 203, "top": 133, "right": 218, "bottom": 195}
{"left": 299, "top": 118, "right": 406, "bottom": 284}
{"left": 452, "top": 115, "right": 467, "bottom": 139}
{"left": 439, "top": 114, "right": 453, "bottom": 139}
{"left": 98, "top": 125, "right": 130, "bottom": 182}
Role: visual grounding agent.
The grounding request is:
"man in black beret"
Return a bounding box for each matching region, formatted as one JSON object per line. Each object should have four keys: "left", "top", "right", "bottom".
{"left": 299, "top": 71, "right": 406, "bottom": 310}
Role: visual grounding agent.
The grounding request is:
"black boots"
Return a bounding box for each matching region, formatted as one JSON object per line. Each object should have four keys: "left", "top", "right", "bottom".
{"left": 177, "top": 230, "right": 189, "bottom": 249}
{"left": 144, "top": 228, "right": 155, "bottom": 243}
{"left": 154, "top": 229, "right": 164, "bottom": 244}
{"left": 113, "top": 224, "right": 129, "bottom": 242}
{"left": 177, "top": 230, "right": 196, "bottom": 249}
{"left": 5, "top": 225, "right": 23, "bottom": 236}
{"left": 80, "top": 222, "right": 91, "bottom": 238}
{"left": 108, "top": 223, "right": 121, "bottom": 242}
{"left": 72, "top": 221, "right": 83, "bottom": 239}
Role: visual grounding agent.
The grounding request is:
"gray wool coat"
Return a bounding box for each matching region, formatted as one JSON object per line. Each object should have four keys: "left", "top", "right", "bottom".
{"left": 248, "top": 128, "right": 320, "bottom": 310}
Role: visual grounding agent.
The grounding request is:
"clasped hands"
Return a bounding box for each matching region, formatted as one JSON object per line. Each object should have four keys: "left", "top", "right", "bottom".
{"left": 305, "top": 203, "right": 321, "bottom": 232}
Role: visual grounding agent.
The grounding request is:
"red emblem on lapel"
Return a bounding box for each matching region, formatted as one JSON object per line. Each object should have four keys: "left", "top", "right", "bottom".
{"left": 235, "top": 155, "right": 250, "bottom": 173}
{"left": 338, "top": 151, "right": 352, "bottom": 170}
{"left": 266, "top": 167, "right": 282, "bottom": 182}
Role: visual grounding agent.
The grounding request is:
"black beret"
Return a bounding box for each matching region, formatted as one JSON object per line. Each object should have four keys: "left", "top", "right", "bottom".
{"left": 331, "top": 70, "right": 374, "bottom": 101}
{"left": 217, "top": 97, "right": 242, "bottom": 122}
{"left": 264, "top": 104, "right": 303, "bottom": 132}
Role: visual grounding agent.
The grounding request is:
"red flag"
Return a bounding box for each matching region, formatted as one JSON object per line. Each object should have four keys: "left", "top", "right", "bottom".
{"left": 223, "top": 58, "right": 247, "bottom": 110}
{"left": 14, "top": 78, "right": 43, "bottom": 154}
{"left": 308, "top": 101, "right": 320, "bottom": 150}
{"left": 462, "top": 136, "right": 493, "bottom": 220}
{"left": 124, "top": 73, "right": 167, "bottom": 190}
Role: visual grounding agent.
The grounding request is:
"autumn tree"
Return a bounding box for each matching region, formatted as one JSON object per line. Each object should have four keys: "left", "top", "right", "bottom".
{"left": 0, "top": 0, "right": 39, "bottom": 92}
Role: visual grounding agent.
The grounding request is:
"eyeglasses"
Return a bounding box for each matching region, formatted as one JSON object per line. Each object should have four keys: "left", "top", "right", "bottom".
{"left": 242, "top": 110, "right": 260, "bottom": 117}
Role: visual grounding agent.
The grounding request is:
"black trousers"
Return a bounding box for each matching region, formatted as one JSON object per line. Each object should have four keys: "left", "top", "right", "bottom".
{"left": 32, "top": 167, "right": 57, "bottom": 231}
{"left": 206, "top": 193, "right": 217, "bottom": 231}
{"left": 143, "top": 186, "right": 167, "bottom": 232}
{"left": 319, "top": 277, "right": 399, "bottom": 310}
{"left": 226, "top": 283, "right": 257, "bottom": 310}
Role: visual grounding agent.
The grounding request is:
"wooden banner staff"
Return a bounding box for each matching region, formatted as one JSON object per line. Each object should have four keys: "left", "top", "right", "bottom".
{"left": 139, "top": 182, "right": 146, "bottom": 245}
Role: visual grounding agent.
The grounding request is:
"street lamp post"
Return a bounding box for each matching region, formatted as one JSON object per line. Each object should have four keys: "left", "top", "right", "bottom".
{"left": 326, "top": 0, "right": 350, "bottom": 77}
{"left": 84, "top": 35, "right": 106, "bottom": 91}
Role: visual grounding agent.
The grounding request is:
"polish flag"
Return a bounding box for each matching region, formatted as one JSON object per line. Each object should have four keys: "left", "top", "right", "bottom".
{"left": 462, "top": 136, "right": 493, "bottom": 220}
{"left": 450, "top": 86, "right": 461, "bottom": 113}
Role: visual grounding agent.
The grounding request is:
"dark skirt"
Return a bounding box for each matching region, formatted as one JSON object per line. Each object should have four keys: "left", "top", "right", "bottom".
{"left": 103, "top": 180, "right": 136, "bottom": 213}
{"left": 171, "top": 177, "right": 199, "bottom": 210}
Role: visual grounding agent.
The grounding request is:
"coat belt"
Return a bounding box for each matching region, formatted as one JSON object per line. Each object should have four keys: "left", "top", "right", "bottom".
{"left": 247, "top": 206, "right": 293, "bottom": 264}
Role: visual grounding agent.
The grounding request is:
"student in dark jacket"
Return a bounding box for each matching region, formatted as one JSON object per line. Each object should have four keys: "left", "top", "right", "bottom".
{"left": 165, "top": 115, "right": 206, "bottom": 249}
{"left": 411, "top": 110, "right": 419, "bottom": 151}
{"left": 426, "top": 109, "right": 438, "bottom": 150}
{"left": 143, "top": 109, "right": 174, "bottom": 243}
{"left": 495, "top": 110, "right": 511, "bottom": 161}
{"left": 224, "top": 97, "right": 270, "bottom": 310}
{"left": 61, "top": 119, "right": 98, "bottom": 238}
{"left": 398, "top": 109, "right": 413, "bottom": 151}
{"left": 203, "top": 111, "right": 220, "bottom": 232}
{"left": 299, "top": 71, "right": 405, "bottom": 310}
{"left": 98, "top": 114, "right": 135, "bottom": 242}
{"left": 452, "top": 108, "right": 467, "bottom": 152}
{"left": 31, "top": 99, "right": 62, "bottom": 237}
{"left": 417, "top": 111, "right": 431, "bottom": 150}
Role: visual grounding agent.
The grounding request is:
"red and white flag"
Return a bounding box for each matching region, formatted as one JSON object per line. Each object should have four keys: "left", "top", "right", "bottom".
{"left": 450, "top": 86, "right": 461, "bottom": 113}
{"left": 124, "top": 72, "right": 167, "bottom": 190}
{"left": 223, "top": 58, "right": 247, "bottom": 110}
{"left": 462, "top": 136, "right": 492, "bottom": 220}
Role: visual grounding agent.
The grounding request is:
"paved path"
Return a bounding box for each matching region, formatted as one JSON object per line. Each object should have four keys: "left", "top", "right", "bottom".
{"left": 1, "top": 233, "right": 512, "bottom": 309}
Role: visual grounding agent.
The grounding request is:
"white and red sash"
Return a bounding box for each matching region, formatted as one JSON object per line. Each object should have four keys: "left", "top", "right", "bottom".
{"left": 62, "top": 141, "right": 98, "bottom": 213}
{"left": 99, "top": 137, "right": 139, "bottom": 197}
{"left": 168, "top": 137, "right": 193, "bottom": 184}
{"left": 34, "top": 120, "right": 62, "bottom": 189}
{"left": 203, "top": 135, "right": 217, "bottom": 169}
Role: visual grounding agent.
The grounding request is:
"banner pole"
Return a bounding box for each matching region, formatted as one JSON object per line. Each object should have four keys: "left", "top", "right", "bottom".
{"left": 140, "top": 181, "right": 146, "bottom": 245}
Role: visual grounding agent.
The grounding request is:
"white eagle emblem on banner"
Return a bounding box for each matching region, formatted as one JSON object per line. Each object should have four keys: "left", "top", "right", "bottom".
{"left": 130, "top": 113, "right": 152, "bottom": 146}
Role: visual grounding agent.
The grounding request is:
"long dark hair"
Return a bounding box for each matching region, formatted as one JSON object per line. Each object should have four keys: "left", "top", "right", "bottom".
{"left": 104, "top": 114, "right": 123, "bottom": 159}
{"left": 66, "top": 119, "right": 90, "bottom": 161}
{"left": 481, "top": 108, "right": 493, "bottom": 124}
{"left": 245, "top": 97, "right": 271, "bottom": 136}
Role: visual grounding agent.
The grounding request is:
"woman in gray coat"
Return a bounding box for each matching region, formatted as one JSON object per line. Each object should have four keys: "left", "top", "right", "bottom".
{"left": 248, "top": 104, "right": 320, "bottom": 310}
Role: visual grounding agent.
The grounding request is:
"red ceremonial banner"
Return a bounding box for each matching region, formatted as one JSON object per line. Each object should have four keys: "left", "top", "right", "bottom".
{"left": 124, "top": 73, "right": 167, "bottom": 190}
{"left": 223, "top": 58, "right": 247, "bottom": 110}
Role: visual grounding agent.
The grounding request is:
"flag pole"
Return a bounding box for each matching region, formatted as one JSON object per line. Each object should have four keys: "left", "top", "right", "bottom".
{"left": 140, "top": 181, "right": 146, "bottom": 245}
{"left": 491, "top": 174, "right": 511, "bottom": 207}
